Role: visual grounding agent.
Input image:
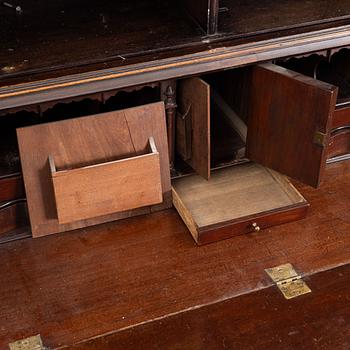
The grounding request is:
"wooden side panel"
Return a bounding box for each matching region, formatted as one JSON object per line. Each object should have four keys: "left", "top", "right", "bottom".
{"left": 177, "top": 78, "right": 211, "bottom": 180}
{"left": 182, "top": 0, "right": 219, "bottom": 35}
{"left": 247, "top": 63, "right": 338, "bottom": 188}
{"left": 52, "top": 152, "right": 162, "bottom": 225}
{"left": 17, "top": 102, "right": 170, "bottom": 237}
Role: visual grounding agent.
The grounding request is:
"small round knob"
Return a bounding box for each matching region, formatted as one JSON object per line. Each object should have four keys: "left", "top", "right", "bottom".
{"left": 252, "top": 222, "right": 260, "bottom": 232}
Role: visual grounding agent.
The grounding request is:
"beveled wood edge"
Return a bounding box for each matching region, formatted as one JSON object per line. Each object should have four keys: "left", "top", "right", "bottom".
{"left": 2, "top": 25, "right": 350, "bottom": 110}
{"left": 197, "top": 203, "right": 310, "bottom": 245}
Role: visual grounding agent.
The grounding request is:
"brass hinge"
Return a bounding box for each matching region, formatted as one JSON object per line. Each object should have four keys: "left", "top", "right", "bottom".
{"left": 9, "top": 335, "right": 45, "bottom": 350}
{"left": 313, "top": 131, "right": 327, "bottom": 147}
{"left": 265, "top": 263, "right": 311, "bottom": 300}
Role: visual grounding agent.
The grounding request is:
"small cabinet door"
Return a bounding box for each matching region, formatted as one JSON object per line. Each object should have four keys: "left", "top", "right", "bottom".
{"left": 246, "top": 63, "right": 338, "bottom": 188}
{"left": 177, "top": 77, "right": 211, "bottom": 180}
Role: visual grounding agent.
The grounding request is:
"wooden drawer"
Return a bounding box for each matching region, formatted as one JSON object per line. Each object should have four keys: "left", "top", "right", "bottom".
{"left": 173, "top": 163, "right": 308, "bottom": 245}
{"left": 0, "top": 173, "right": 24, "bottom": 203}
{"left": 49, "top": 137, "right": 162, "bottom": 225}
{"left": 17, "top": 102, "right": 171, "bottom": 237}
{"left": 0, "top": 200, "right": 29, "bottom": 241}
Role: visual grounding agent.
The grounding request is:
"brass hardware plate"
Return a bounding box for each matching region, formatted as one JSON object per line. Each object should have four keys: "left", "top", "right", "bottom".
{"left": 313, "top": 131, "right": 327, "bottom": 147}
{"left": 265, "top": 263, "right": 311, "bottom": 300}
{"left": 9, "top": 335, "right": 44, "bottom": 350}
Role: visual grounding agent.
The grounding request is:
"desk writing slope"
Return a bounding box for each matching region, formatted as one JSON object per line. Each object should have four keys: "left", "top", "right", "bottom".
{"left": 17, "top": 102, "right": 171, "bottom": 237}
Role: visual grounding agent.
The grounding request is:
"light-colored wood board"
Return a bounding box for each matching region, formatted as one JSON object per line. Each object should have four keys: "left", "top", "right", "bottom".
{"left": 172, "top": 163, "right": 307, "bottom": 229}
{"left": 17, "top": 102, "right": 170, "bottom": 237}
{"left": 177, "top": 77, "right": 211, "bottom": 180}
{"left": 51, "top": 152, "right": 162, "bottom": 225}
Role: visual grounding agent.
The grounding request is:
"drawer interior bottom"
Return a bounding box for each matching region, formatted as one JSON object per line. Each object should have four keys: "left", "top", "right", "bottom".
{"left": 172, "top": 163, "right": 308, "bottom": 244}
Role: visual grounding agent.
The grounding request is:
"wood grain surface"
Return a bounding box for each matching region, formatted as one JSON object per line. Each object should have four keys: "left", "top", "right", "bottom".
{"left": 177, "top": 77, "right": 211, "bottom": 179}
{"left": 0, "top": 161, "right": 348, "bottom": 349}
{"left": 69, "top": 264, "right": 350, "bottom": 350}
{"left": 247, "top": 63, "right": 338, "bottom": 188}
{"left": 17, "top": 102, "right": 170, "bottom": 237}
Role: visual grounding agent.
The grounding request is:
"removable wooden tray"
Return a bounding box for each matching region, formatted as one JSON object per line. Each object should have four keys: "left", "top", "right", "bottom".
{"left": 17, "top": 102, "right": 171, "bottom": 237}
{"left": 49, "top": 137, "right": 162, "bottom": 225}
{"left": 173, "top": 163, "right": 309, "bottom": 245}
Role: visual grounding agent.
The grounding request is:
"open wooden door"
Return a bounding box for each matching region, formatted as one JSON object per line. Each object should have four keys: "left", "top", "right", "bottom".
{"left": 246, "top": 63, "right": 338, "bottom": 188}
{"left": 177, "top": 77, "right": 210, "bottom": 180}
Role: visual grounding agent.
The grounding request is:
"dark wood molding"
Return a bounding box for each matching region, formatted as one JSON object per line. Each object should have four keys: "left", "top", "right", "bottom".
{"left": 2, "top": 25, "right": 350, "bottom": 111}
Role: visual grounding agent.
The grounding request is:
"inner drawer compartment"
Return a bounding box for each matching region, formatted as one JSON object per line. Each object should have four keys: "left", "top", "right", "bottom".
{"left": 173, "top": 163, "right": 308, "bottom": 245}
{"left": 49, "top": 137, "right": 162, "bottom": 225}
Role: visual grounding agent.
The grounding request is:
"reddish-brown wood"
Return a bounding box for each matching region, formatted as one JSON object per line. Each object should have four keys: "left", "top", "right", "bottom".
{"left": 177, "top": 77, "right": 211, "bottom": 179}
{"left": 0, "top": 174, "right": 24, "bottom": 203}
{"left": 333, "top": 104, "right": 350, "bottom": 129}
{"left": 0, "top": 161, "right": 348, "bottom": 350}
{"left": 0, "top": 201, "right": 28, "bottom": 236}
{"left": 247, "top": 63, "right": 338, "bottom": 188}
{"left": 328, "top": 128, "right": 350, "bottom": 158}
{"left": 68, "top": 264, "right": 350, "bottom": 350}
{"left": 17, "top": 102, "right": 171, "bottom": 237}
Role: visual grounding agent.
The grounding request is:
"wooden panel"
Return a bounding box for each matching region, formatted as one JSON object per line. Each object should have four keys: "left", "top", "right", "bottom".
{"left": 247, "top": 63, "right": 338, "bottom": 188}
{"left": 0, "top": 174, "right": 24, "bottom": 203}
{"left": 50, "top": 139, "right": 162, "bottom": 224}
{"left": 68, "top": 264, "right": 350, "bottom": 350}
{"left": 0, "top": 161, "right": 348, "bottom": 349}
{"left": 17, "top": 102, "right": 171, "bottom": 237}
{"left": 172, "top": 163, "right": 308, "bottom": 244}
{"left": 177, "top": 77, "right": 210, "bottom": 180}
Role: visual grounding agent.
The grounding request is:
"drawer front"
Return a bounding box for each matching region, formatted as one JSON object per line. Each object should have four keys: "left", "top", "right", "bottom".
{"left": 328, "top": 127, "right": 350, "bottom": 159}
{"left": 0, "top": 174, "right": 25, "bottom": 203}
{"left": 0, "top": 200, "right": 29, "bottom": 237}
{"left": 198, "top": 205, "right": 309, "bottom": 245}
{"left": 333, "top": 105, "right": 350, "bottom": 129}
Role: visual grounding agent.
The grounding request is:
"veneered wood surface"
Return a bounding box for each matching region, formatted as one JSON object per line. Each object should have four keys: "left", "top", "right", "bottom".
{"left": 0, "top": 174, "right": 24, "bottom": 203}
{"left": 51, "top": 151, "right": 162, "bottom": 225}
{"left": 328, "top": 128, "right": 350, "bottom": 159}
{"left": 69, "top": 264, "right": 350, "bottom": 350}
{"left": 333, "top": 104, "right": 350, "bottom": 129}
{"left": 177, "top": 78, "right": 211, "bottom": 180}
{"left": 247, "top": 63, "right": 338, "bottom": 188}
{"left": 0, "top": 161, "right": 349, "bottom": 349}
{"left": 0, "top": 201, "right": 28, "bottom": 236}
{"left": 17, "top": 102, "right": 170, "bottom": 237}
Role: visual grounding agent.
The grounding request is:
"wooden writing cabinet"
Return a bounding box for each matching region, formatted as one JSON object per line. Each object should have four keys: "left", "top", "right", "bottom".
{"left": 0, "top": 1, "right": 350, "bottom": 348}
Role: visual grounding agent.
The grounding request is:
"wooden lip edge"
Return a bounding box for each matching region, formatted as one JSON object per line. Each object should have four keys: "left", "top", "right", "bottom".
{"left": 49, "top": 137, "right": 159, "bottom": 177}
{"left": 197, "top": 203, "right": 310, "bottom": 245}
{"left": 2, "top": 24, "right": 350, "bottom": 100}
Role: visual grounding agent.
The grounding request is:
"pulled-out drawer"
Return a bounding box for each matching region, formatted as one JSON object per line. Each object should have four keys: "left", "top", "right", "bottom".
{"left": 173, "top": 163, "right": 308, "bottom": 245}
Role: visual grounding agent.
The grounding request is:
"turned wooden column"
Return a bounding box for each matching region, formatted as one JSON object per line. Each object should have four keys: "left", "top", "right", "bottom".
{"left": 161, "top": 81, "right": 177, "bottom": 169}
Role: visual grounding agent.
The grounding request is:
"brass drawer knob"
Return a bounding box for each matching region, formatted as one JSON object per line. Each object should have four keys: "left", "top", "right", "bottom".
{"left": 252, "top": 222, "right": 261, "bottom": 232}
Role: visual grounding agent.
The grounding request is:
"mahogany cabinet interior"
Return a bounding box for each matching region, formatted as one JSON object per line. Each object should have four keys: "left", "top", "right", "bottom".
{"left": 0, "top": 2, "right": 350, "bottom": 244}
